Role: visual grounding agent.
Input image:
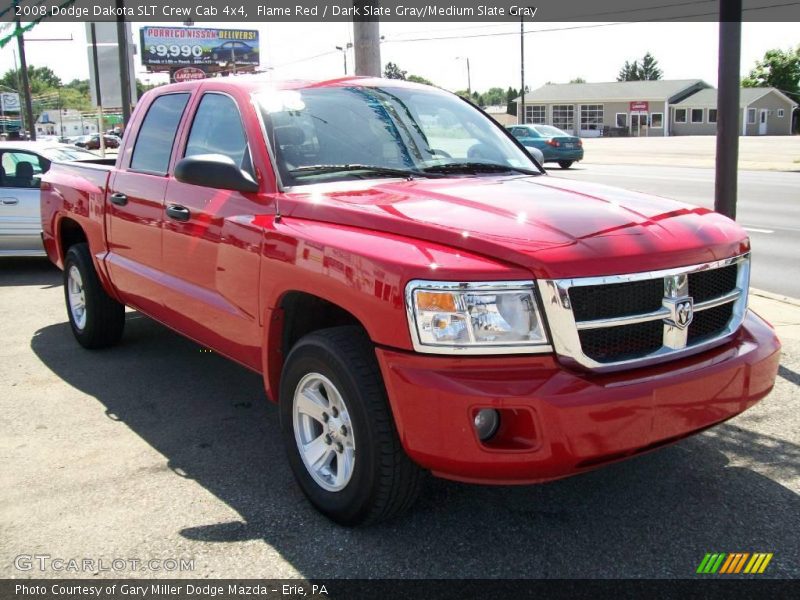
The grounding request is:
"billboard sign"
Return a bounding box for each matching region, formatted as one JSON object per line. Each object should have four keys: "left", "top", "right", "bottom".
{"left": 629, "top": 101, "right": 649, "bottom": 112}
{"left": 140, "top": 27, "right": 260, "bottom": 68}
{"left": 0, "top": 92, "right": 20, "bottom": 112}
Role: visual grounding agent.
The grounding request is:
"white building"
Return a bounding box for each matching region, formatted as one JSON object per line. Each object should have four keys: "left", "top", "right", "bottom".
{"left": 35, "top": 109, "right": 98, "bottom": 137}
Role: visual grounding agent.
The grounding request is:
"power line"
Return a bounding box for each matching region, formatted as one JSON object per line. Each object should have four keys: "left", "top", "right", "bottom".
{"left": 382, "top": 1, "right": 800, "bottom": 44}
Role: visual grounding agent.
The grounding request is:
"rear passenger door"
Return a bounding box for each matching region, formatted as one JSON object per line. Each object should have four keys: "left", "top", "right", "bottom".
{"left": 106, "top": 92, "right": 190, "bottom": 316}
{"left": 160, "top": 91, "right": 266, "bottom": 368}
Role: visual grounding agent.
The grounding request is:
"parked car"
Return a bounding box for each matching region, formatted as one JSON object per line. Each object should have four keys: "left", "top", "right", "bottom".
{"left": 74, "top": 134, "right": 120, "bottom": 150}
{"left": 41, "top": 78, "right": 780, "bottom": 525}
{"left": 506, "top": 124, "right": 584, "bottom": 169}
{"left": 210, "top": 40, "right": 255, "bottom": 62}
{"left": 0, "top": 142, "right": 103, "bottom": 256}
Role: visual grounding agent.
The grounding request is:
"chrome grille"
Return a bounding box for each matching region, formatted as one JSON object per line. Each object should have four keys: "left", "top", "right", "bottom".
{"left": 537, "top": 255, "right": 750, "bottom": 371}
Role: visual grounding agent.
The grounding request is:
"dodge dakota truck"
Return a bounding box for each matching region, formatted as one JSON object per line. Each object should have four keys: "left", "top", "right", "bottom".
{"left": 41, "top": 77, "right": 781, "bottom": 525}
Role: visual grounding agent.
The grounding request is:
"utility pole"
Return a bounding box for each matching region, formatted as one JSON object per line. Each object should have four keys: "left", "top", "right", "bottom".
{"left": 115, "top": 0, "right": 132, "bottom": 128}
{"left": 519, "top": 17, "right": 525, "bottom": 124}
{"left": 456, "top": 57, "right": 471, "bottom": 95}
{"left": 13, "top": 0, "right": 35, "bottom": 141}
{"left": 714, "top": 0, "right": 741, "bottom": 220}
{"left": 353, "top": 1, "right": 381, "bottom": 77}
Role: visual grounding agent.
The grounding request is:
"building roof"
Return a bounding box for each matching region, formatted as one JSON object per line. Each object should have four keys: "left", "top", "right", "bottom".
{"left": 515, "top": 79, "right": 709, "bottom": 104}
{"left": 673, "top": 87, "right": 798, "bottom": 108}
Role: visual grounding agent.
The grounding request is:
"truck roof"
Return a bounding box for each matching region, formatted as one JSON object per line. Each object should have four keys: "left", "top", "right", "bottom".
{"left": 146, "top": 75, "right": 439, "bottom": 96}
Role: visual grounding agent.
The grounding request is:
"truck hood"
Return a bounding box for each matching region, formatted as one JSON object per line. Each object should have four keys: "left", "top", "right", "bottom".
{"left": 278, "top": 175, "right": 749, "bottom": 279}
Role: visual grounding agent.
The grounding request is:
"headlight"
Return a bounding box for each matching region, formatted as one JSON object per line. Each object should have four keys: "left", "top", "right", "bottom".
{"left": 405, "top": 280, "right": 550, "bottom": 354}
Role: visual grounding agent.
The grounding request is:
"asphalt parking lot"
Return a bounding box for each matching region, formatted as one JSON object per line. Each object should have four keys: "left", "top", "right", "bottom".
{"left": 1, "top": 258, "right": 799, "bottom": 579}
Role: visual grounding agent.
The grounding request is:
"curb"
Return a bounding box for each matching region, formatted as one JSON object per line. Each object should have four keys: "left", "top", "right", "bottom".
{"left": 750, "top": 288, "right": 800, "bottom": 308}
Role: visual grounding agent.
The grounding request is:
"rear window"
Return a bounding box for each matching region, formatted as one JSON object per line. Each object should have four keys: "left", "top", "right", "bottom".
{"left": 130, "top": 93, "right": 190, "bottom": 174}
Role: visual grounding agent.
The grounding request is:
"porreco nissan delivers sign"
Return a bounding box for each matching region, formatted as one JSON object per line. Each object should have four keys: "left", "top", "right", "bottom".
{"left": 140, "top": 27, "right": 260, "bottom": 67}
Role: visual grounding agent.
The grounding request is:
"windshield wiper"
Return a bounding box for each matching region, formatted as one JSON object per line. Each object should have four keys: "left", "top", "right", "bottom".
{"left": 422, "top": 162, "right": 541, "bottom": 176}
{"left": 289, "top": 164, "right": 439, "bottom": 179}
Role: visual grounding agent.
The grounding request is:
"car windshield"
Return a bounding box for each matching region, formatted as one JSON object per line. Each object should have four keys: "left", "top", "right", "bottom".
{"left": 255, "top": 85, "right": 540, "bottom": 186}
{"left": 533, "top": 125, "right": 568, "bottom": 138}
{"left": 41, "top": 146, "right": 99, "bottom": 162}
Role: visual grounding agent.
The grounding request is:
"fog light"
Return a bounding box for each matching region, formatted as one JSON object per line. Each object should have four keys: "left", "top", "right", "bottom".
{"left": 474, "top": 409, "right": 500, "bottom": 441}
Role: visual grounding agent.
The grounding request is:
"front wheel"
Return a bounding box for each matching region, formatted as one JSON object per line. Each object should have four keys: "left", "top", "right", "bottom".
{"left": 558, "top": 160, "right": 574, "bottom": 169}
{"left": 280, "top": 326, "right": 423, "bottom": 526}
{"left": 64, "top": 243, "right": 125, "bottom": 349}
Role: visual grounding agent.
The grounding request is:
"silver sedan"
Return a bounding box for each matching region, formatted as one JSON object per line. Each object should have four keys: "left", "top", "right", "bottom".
{"left": 0, "top": 142, "right": 100, "bottom": 256}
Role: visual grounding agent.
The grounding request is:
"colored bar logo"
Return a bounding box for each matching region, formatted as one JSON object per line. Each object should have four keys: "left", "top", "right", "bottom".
{"left": 697, "top": 552, "right": 773, "bottom": 574}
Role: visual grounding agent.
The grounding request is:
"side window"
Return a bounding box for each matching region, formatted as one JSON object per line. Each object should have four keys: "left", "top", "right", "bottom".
{"left": 130, "top": 93, "right": 190, "bottom": 174}
{"left": 0, "top": 151, "right": 45, "bottom": 188}
{"left": 184, "top": 93, "right": 250, "bottom": 173}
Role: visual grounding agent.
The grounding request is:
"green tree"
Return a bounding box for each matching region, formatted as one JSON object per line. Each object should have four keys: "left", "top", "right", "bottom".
{"left": 640, "top": 52, "right": 663, "bottom": 80}
{"left": 617, "top": 60, "right": 640, "bottom": 82}
{"left": 407, "top": 74, "right": 433, "bottom": 86}
{"left": 569, "top": 77, "right": 587, "bottom": 84}
{"left": 383, "top": 62, "right": 407, "bottom": 80}
{"left": 0, "top": 65, "right": 62, "bottom": 94}
{"left": 742, "top": 46, "right": 800, "bottom": 102}
{"left": 482, "top": 87, "right": 506, "bottom": 106}
{"left": 617, "top": 52, "right": 663, "bottom": 81}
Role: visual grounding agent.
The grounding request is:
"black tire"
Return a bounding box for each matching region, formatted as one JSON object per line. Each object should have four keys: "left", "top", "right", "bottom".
{"left": 558, "top": 160, "right": 574, "bottom": 169}
{"left": 279, "top": 326, "right": 423, "bottom": 526}
{"left": 63, "top": 243, "right": 125, "bottom": 349}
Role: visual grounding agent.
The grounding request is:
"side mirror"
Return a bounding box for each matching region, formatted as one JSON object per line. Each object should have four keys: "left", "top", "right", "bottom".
{"left": 174, "top": 154, "right": 259, "bottom": 193}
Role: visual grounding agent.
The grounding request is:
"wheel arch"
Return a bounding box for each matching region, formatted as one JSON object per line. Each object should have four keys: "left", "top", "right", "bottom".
{"left": 262, "top": 290, "right": 371, "bottom": 403}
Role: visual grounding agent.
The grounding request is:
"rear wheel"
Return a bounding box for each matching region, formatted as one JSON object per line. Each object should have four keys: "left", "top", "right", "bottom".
{"left": 280, "top": 326, "right": 423, "bottom": 526}
{"left": 63, "top": 243, "right": 125, "bottom": 349}
{"left": 558, "top": 160, "right": 574, "bottom": 169}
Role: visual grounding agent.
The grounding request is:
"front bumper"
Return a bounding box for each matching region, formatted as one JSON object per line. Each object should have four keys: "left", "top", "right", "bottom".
{"left": 376, "top": 310, "right": 780, "bottom": 484}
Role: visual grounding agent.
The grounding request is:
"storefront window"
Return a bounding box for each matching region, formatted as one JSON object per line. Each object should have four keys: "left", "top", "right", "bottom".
{"left": 580, "top": 104, "right": 604, "bottom": 131}
{"left": 552, "top": 105, "right": 574, "bottom": 133}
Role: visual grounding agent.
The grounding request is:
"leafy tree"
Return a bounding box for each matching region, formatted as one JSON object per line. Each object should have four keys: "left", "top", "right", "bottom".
{"left": 383, "top": 62, "right": 407, "bottom": 80}
{"left": 742, "top": 45, "right": 800, "bottom": 102}
{"left": 617, "top": 52, "right": 663, "bottom": 81}
{"left": 569, "top": 77, "right": 587, "bottom": 84}
{"left": 407, "top": 74, "right": 433, "bottom": 86}
{"left": 482, "top": 87, "right": 506, "bottom": 106}
{"left": 0, "top": 65, "right": 62, "bottom": 94}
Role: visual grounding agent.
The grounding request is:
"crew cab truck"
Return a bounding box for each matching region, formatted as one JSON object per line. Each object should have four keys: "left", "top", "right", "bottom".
{"left": 41, "top": 77, "right": 781, "bottom": 525}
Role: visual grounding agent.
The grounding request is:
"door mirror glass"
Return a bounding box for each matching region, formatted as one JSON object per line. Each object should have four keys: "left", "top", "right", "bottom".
{"left": 174, "top": 154, "right": 259, "bottom": 193}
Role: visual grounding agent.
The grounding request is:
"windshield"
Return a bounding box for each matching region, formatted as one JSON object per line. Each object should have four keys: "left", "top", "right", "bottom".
{"left": 255, "top": 85, "right": 540, "bottom": 186}
{"left": 533, "top": 125, "right": 568, "bottom": 138}
{"left": 41, "top": 146, "right": 100, "bottom": 162}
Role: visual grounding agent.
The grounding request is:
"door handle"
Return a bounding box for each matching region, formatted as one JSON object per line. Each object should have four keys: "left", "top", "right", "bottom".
{"left": 109, "top": 192, "right": 128, "bottom": 206}
{"left": 1, "top": 198, "right": 19, "bottom": 205}
{"left": 166, "top": 204, "right": 191, "bottom": 222}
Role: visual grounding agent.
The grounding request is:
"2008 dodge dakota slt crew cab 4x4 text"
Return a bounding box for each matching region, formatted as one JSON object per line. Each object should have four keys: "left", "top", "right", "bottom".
{"left": 41, "top": 77, "right": 781, "bottom": 525}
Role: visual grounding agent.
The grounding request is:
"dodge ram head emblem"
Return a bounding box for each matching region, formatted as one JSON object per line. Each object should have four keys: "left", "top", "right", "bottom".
{"left": 664, "top": 297, "right": 694, "bottom": 329}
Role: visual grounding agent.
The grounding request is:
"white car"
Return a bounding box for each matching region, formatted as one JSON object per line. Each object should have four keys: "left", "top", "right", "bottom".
{"left": 0, "top": 142, "right": 101, "bottom": 256}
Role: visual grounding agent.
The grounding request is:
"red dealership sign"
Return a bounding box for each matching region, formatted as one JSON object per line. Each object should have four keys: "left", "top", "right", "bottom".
{"left": 172, "top": 67, "right": 207, "bottom": 83}
{"left": 629, "top": 101, "right": 649, "bottom": 112}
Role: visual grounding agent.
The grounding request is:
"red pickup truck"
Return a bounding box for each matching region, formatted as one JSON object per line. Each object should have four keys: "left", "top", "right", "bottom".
{"left": 42, "top": 77, "right": 780, "bottom": 525}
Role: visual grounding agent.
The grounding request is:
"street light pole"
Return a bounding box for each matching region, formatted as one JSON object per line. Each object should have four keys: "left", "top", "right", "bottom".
{"left": 336, "top": 43, "right": 352, "bottom": 75}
